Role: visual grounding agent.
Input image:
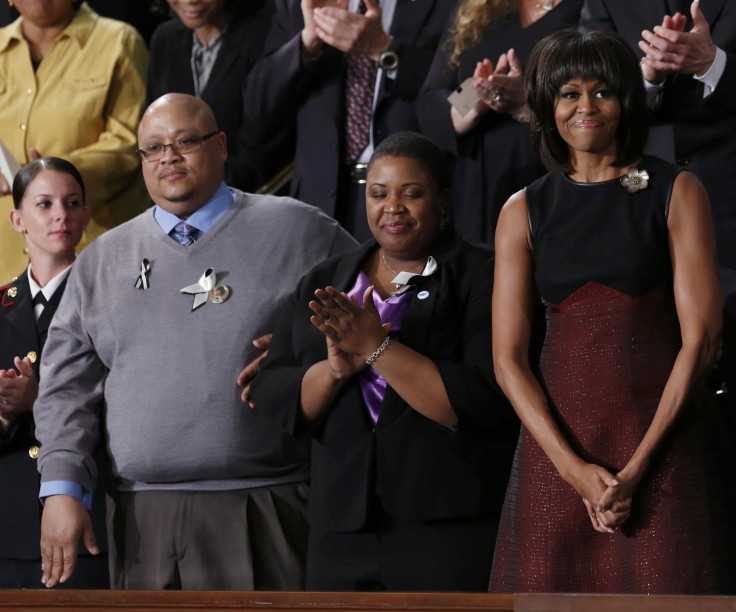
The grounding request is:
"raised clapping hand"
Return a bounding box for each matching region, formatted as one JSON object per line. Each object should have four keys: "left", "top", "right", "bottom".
{"left": 0, "top": 356, "right": 39, "bottom": 431}
{"left": 639, "top": 1, "right": 717, "bottom": 84}
{"left": 301, "top": 0, "right": 391, "bottom": 61}
{"left": 474, "top": 48, "right": 528, "bottom": 116}
{"left": 301, "top": 0, "right": 344, "bottom": 56}
{"left": 309, "top": 285, "right": 390, "bottom": 380}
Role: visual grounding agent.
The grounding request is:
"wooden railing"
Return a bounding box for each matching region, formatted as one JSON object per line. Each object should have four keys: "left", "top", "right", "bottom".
{"left": 0, "top": 591, "right": 734, "bottom": 612}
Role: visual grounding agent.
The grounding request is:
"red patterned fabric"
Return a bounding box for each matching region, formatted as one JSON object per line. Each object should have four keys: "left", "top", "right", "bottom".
{"left": 490, "top": 282, "right": 736, "bottom": 593}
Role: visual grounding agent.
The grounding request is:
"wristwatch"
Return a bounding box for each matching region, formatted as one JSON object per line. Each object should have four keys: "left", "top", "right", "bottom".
{"left": 378, "top": 40, "right": 400, "bottom": 71}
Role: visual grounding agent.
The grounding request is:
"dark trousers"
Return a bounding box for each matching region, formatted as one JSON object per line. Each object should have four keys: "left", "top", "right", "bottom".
{"left": 306, "top": 498, "right": 500, "bottom": 592}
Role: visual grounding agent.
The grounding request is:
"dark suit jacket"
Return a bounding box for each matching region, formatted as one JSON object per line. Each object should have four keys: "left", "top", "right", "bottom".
{"left": 0, "top": 272, "right": 107, "bottom": 565}
{"left": 147, "top": 1, "right": 285, "bottom": 191}
{"left": 243, "top": 0, "right": 457, "bottom": 218}
{"left": 580, "top": 0, "right": 736, "bottom": 269}
{"left": 251, "top": 233, "right": 519, "bottom": 532}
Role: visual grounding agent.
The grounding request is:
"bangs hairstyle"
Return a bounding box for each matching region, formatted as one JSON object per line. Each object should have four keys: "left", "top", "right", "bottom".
{"left": 525, "top": 28, "right": 649, "bottom": 174}
{"left": 12, "top": 157, "right": 86, "bottom": 210}
{"left": 368, "top": 131, "right": 453, "bottom": 192}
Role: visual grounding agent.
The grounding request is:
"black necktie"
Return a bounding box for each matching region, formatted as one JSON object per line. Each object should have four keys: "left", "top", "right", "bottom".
{"left": 33, "top": 292, "right": 48, "bottom": 311}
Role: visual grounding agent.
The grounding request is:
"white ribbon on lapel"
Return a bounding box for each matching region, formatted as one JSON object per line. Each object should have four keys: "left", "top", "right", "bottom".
{"left": 180, "top": 267, "right": 216, "bottom": 310}
{"left": 134, "top": 258, "right": 151, "bottom": 290}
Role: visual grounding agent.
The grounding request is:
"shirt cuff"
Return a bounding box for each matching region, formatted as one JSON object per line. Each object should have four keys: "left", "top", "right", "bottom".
{"left": 694, "top": 46, "right": 726, "bottom": 97}
{"left": 39, "top": 481, "right": 93, "bottom": 511}
{"left": 643, "top": 75, "right": 665, "bottom": 109}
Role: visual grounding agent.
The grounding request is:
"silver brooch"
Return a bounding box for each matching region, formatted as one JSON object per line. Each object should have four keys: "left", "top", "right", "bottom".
{"left": 620, "top": 167, "right": 649, "bottom": 193}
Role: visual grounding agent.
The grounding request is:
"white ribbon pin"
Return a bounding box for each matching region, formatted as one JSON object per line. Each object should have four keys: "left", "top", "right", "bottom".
{"left": 181, "top": 267, "right": 216, "bottom": 310}
{"left": 134, "top": 258, "right": 151, "bottom": 290}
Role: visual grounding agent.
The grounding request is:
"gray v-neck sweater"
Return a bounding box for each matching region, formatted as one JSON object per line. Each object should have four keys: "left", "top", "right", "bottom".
{"left": 35, "top": 190, "right": 356, "bottom": 492}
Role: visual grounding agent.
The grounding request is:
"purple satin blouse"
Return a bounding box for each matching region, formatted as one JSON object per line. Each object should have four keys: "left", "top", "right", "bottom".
{"left": 347, "top": 271, "right": 413, "bottom": 423}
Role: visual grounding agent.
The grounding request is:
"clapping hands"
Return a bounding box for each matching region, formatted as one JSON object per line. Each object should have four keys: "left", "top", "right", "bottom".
{"left": 301, "top": 0, "right": 391, "bottom": 62}
{"left": 473, "top": 48, "right": 528, "bottom": 116}
{"left": 0, "top": 356, "right": 38, "bottom": 431}
{"left": 639, "top": 1, "right": 717, "bottom": 84}
{"left": 309, "top": 285, "right": 390, "bottom": 380}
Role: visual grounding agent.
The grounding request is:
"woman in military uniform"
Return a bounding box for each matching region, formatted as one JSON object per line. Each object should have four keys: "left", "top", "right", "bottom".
{"left": 0, "top": 157, "right": 108, "bottom": 588}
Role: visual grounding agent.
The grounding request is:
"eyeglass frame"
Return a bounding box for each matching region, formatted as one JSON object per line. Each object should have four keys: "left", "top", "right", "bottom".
{"left": 136, "top": 131, "right": 219, "bottom": 162}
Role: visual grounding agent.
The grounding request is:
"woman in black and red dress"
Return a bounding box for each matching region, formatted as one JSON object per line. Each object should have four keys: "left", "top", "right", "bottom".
{"left": 490, "top": 29, "right": 736, "bottom": 593}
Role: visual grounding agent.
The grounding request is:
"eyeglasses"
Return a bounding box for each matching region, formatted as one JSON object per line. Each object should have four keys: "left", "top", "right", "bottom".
{"left": 136, "top": 132, "right": 218, "bottom": 162}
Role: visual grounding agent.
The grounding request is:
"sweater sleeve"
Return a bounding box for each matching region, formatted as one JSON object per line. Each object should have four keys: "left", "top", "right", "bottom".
{"left": 34, "top": 267, "right": 107, "bottom": 492}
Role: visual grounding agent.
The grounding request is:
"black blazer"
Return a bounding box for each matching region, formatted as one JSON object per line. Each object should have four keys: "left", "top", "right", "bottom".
{"left": 580, "top": 0, "right": 736, "bottom": 269}
{"left": 251, "top": 233, "right": 518, "bottom": 532}
{"left": 147, "top": 1, "right": 286, "bottom": 191}
{"left": 243, "top": 0, "right": 457, "bottom": 218}
{"left": 0, "top": 272, "right": 107, "bottom": 561}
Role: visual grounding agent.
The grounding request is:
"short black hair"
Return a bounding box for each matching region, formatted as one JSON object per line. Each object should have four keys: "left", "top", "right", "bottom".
{"left": 12, "top": 157, "right": 86, "bottom": 210}
{"left": 525, "top": 28, "right": 649, "bottom": 173}
{"left": 368, "top": 131, "right": 453, "bottom": 192}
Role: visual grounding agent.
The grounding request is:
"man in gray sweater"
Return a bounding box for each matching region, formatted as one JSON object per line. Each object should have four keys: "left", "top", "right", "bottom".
{"left": 34, "top": 94, "right": 357, "bottom": 590}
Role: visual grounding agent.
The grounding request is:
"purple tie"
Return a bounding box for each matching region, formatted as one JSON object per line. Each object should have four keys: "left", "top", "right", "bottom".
{"left": 172, "top": 221, "right": 197, "bottom": 246}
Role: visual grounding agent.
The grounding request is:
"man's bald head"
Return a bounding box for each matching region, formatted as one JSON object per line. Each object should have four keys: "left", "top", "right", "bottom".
{"left": 139, "top": 93, "right": 219, "bottom": 139}
{"left": 138, "top": 94, "right": 227, "bottom": 217}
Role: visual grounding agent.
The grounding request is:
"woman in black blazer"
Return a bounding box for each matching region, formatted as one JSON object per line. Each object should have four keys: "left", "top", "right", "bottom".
{"left": 251, "top": 132, "right": 518, "bottom": 591}
{"left": 0, "top": 158, "right": 107, "bottom": 588}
